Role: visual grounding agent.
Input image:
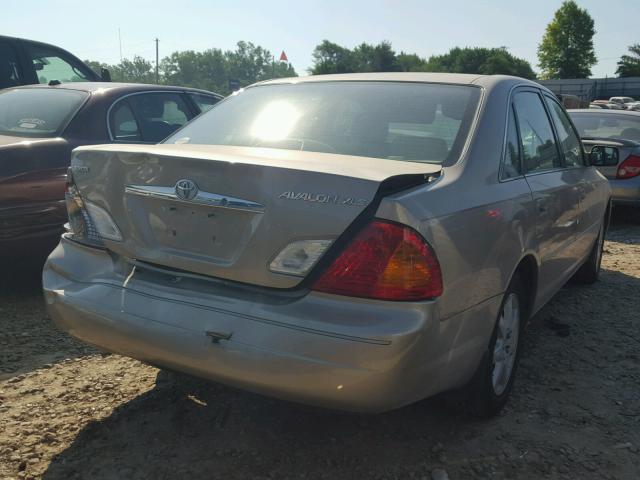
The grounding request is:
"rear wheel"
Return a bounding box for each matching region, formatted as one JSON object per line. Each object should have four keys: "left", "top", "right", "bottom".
{"left": 464, "top": 277, "right": 525, "bottom": 418}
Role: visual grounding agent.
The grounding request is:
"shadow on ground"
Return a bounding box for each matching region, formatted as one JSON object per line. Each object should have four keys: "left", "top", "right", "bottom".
{"left": 40, "top": 265, "right": 640, "bottom": 480}
{"left": 0, "top": 245, "right": 95, "bottom": 379}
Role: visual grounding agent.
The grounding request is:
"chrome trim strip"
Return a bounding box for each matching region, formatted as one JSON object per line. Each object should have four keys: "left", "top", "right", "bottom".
{"left": 125, "top": 185, "right": 265, "bottom": 213}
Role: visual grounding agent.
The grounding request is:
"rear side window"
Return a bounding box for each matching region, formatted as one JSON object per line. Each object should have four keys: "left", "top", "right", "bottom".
{"left": 167, "top": 82, "right": 482, "bottom": 165}
{"left": 127, "top": 93, "right": 192, "bottom": 143}
{"left": 24, "top": 44, "right": 92, "bottom": 84}
{"left": 513, "top": 91, "right": 561, "bottom": 174}
{"left": 110, "top": 101, "right": 141, "bottom": 141}
{"left": 188, "top": 93, "right": 220, "bottom": 114}
{"left": 0, "top": 41, "right": 22, "bottom": 88}
{"left": 501, "top": 104, "right": 521, "bottom": 180}
{"left": 0, "top": 88, "right": 87, "bottom": 137}
{"left": 544, "top": 96, "right": 584, "bottom": 167}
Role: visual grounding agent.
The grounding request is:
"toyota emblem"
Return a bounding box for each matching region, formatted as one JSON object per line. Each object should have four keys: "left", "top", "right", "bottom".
{"left": 175, "top": 179, "right": 199, "bottom": 201}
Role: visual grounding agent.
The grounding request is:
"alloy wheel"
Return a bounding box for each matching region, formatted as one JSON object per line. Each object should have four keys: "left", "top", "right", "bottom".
{"left": 491, "top": 293, "right": 520, "bottom": 396}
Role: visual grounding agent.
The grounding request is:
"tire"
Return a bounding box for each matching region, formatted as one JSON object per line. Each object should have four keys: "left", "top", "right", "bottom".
{"left": 572, "top": 217, "right": 606, "bottom": 285}
{"left": 464, "top": 276, "right": 526, "bottom": 418}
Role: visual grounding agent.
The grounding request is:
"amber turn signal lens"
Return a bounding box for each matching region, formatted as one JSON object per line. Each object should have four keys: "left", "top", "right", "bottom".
{"left": 312, "top": 220, "right": 443, "bottom": 301}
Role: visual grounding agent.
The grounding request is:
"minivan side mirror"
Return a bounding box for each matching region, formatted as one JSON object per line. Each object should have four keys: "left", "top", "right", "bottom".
{"left": 589, "top": 145, "right": 619, "bottom": 166}
{"left": 101, "top": 67, "right": 111, "bottom": 82}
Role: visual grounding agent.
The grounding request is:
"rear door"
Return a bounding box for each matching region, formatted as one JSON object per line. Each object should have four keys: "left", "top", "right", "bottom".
{"left": 513, "top": 89, "right": 580, "bottom": 300}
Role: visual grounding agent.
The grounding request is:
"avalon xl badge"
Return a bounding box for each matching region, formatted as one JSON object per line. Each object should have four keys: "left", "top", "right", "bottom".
{"left": 279, "top": 191, "right": 368, "bottom": 207}
{"left": 175, "top": 179, "right": 199, "bottom": 201}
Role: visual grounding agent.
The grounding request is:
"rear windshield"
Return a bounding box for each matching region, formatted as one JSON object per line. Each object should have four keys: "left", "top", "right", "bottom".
{"left": 570, "top": 112, "right": 640, "bottom": 141}
{"left": 166, "top": 82, "right": 481, "bottom": 164}
{"left": 0, "top": 88, "right": 88, "bottom": 137}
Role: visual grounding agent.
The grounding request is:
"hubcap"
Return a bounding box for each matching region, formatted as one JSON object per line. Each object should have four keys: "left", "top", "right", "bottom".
{"left": 492, "top": 293, "right": 520, "bottom": 396}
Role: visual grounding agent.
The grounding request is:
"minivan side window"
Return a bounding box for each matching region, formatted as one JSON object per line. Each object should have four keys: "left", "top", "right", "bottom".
{"left": 501, "top": 104, "right": 522, "bottom": 180}
{"left": 544, "top": 96, "right": 585, "bottom": 167}
{"left": 24, "top": 44, "right": 92, "bottom": 84}
{"left": 513, "top": 91, "right": 561, "bottom": 174}
{"left": 0, "top": 41, "right": 22, "bottom": 88}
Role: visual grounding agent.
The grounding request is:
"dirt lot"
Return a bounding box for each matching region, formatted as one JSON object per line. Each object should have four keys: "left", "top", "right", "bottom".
{"left": 1, "top": 210, "right": 639, "bottom": 480}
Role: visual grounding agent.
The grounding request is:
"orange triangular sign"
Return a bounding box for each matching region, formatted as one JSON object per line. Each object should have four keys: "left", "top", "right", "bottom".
{"left": 279, "top": 50, "right": 288, "bottom": 62}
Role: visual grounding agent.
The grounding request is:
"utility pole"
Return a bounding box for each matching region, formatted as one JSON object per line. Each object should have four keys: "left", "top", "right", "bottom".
{"left": 155, "top": 38, "right": 159, "bottom": 84}
{"left": 118, "top": 28, "right": 122, "bottom": 62}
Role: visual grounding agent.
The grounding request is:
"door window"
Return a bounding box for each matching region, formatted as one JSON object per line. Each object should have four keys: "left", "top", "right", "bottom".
{"left": 127, "top": 93, "right": 192, "bottom": 142}
{"left": 544, "top": 96, "right": 584, "bottom": 167}
{"left": 188, "top": 93, "right": 220, "bottom": 114}
{"left": 0, "top": 41, "right": 22, "bottom": 88}
{"left": 110, "top": 101, "right": 141, "bottom": 141}
{"left": 24, "top": 44, "right": 92, "bottom": 84}
{"left": 513, "top": 91, "right": 561, "bottom": 174}
{"left": 501, "top": 104, "right": 522, "bottom": 179}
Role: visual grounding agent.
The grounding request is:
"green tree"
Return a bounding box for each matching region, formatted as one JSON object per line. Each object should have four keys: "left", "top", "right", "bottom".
{"left": 161, "top": 49, "right": 227, "bottom": 92}
{"left": 423, "top": 47, "right": 536, "bottom": 79}
{"left": 101, "top": 56, "right": 155, "bottom": 83}
{"left": 616, "top": 44, "right": 640, "bottom": 78}
{"left": 537, "top": 0, "right": 596, "bottom": 79}
{"left": 310, "top": 40, "right": 356, "bottom": 74}
{"left": 396, "top": 52, "right": 427, "bottom": 72}
{"left": 351, "top": 41, "right": 399, "bottom": 72}
{"left": 310, "top": 41, "right": 535, "bottom": 78}
{"left": 87, "top": 41, "right": 296, "bottom": 95}
{"left": 225, "top": 41, "right": 295, "bottom": 86}
{"left": 310, "top": 40, "right": 399, "bottom": 74}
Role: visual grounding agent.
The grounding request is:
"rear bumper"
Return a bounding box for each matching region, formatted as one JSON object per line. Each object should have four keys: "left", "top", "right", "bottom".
{"left": 43, "top": 236, "right": 499, "bottom": 412}
{"left": 609, "top": 177, "right": 640, "bottom": 205}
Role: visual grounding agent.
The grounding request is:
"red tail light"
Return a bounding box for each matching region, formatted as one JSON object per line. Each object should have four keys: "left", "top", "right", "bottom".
{"left": 312, "top": 220, "right": 443, "bottom": 301}
{"left": 617, "top": 154, "right": 640, "bottom": 179}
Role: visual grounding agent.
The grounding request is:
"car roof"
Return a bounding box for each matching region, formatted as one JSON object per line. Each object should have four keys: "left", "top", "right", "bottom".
{"left": 253, "top": 72, "right": 544, "bottom": 91}
{"left": 11, "top": 82, "right": 223, "bottom": 97}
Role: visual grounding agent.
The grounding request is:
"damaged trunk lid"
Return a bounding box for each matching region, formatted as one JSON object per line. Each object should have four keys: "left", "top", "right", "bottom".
{"left": 70, "top": 143, "right": 440, "bottom": 288}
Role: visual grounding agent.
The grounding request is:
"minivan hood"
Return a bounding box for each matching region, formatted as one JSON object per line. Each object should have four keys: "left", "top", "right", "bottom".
{"left": 71, "top": 144, "right": 440, "bottom": 288}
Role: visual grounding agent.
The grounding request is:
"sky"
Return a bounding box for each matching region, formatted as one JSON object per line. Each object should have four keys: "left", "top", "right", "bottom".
{"left": 1, "top": 0, "right": 637, "bottom": 78}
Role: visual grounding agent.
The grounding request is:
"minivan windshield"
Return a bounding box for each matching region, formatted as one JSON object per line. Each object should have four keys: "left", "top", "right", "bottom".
{"left": 0, "top": 88, "right": 88, "bottom": 137}
{"left": 166, "top": 81, "right": 481, "bottom": 164}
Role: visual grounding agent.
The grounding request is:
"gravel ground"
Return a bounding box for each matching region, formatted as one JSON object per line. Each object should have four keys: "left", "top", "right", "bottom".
{"left": 1, "top": 209, "right": 639, "bottom": 480}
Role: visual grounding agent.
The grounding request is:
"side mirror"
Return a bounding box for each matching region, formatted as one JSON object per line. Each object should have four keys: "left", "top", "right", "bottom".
{"left": 101, "top": 67, "right": 111, "bottom": 82}
{"left": 589, "top": 145, "right": 619, "bottom": 166}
